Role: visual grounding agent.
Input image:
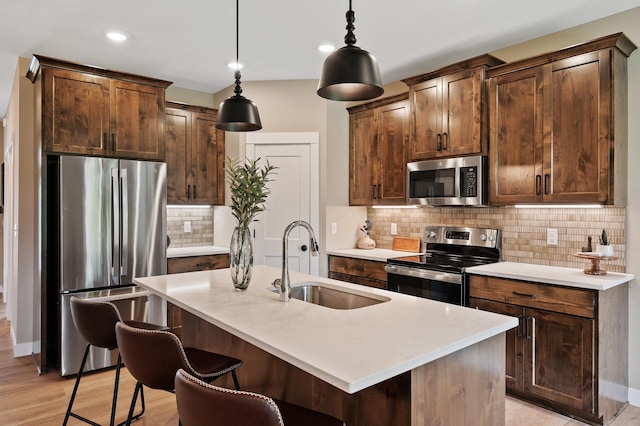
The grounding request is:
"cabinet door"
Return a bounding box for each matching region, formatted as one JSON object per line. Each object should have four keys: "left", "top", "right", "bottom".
{"left": 165, "top": 107, "right": 191, "bottom": 203}
{"left": 42, "top": 68, "right": 110, "bottom": 155}
{"left": 408, "top": 77, "right": 441, "bottom": 160}
{"left": 349, "top": 108, "right": 378, "bottom": 205}
{"left": 469, "top": 297, "right": 522, "bottom": 391}
{"left": 543, "top": 51, "right": 610, "bottom": 203}
{"left": 441, "top": 68, "right": 483, "bottom": 156}
{"left": 488, "top": 67, "right": 544, "bottom": 205}
{"left": 110, "top": 80, "right": 165, "bottom": 160}
{"left": 523, "top": 307, "right": 595, "bottom": 413}
{"left": 378, "top": 100, "right": 408, "bottom": 203}
{"left": 192, "top": 111, "right": 225, "bottom": 205}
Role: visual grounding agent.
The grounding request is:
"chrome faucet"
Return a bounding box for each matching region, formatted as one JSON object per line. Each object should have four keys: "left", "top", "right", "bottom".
{"left": 273, "top": 220, "right": 319, "bottom": 302}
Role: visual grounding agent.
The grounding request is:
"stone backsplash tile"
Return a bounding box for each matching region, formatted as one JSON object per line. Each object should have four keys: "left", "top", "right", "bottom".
{"left": 367, "top": 206, "right": 627, "bottom": 273}
{"left": 167, "top": 206, "right": 214, "bottom": 248}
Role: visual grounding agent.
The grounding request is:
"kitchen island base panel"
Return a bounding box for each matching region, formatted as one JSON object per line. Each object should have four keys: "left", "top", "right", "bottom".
{"left": 182, "top": 311, "right": 506, "bottom": 426}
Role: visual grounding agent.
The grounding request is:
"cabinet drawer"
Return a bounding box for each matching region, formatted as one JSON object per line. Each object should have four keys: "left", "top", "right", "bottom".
{"left": 328, "top": 256, "right": 387, "bottom": 283}
{"left": 168, "top": 254, "right": 230, "bottom": 274}
{"left": 468, "top": 275, "right": 595, "bottom": 318}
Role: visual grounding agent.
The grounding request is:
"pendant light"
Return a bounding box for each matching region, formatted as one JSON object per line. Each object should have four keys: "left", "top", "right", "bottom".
{"left": 216, "top": 0, "right": 262, "bottom": 131}
{"left": 317, "top": 0, "right": 384, "bottom": 101}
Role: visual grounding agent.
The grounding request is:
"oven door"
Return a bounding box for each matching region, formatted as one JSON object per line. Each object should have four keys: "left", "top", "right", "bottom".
{"left": 385, "top": 264, "right": 466, "bottom": 306}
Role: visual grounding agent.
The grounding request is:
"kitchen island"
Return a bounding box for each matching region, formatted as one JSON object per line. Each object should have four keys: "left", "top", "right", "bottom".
{"left": 134, "top": 265, "right": 517, "bottom": 426}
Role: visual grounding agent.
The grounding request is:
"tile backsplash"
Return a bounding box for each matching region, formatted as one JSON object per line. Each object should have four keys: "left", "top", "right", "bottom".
{"left": 167, "top": 206, "right": 214, "bottom": 248}
{"left": 366, "top": 206, "right": 627, "bottom": 273}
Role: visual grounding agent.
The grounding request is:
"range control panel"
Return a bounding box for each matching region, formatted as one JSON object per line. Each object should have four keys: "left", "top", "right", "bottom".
{"left": 423, "top": 226, "right": 500, "bottom": 249}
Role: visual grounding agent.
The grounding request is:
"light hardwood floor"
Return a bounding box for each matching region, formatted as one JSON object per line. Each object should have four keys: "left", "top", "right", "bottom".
{"left": 1, "top": 306, "right": 639, "bottom": 425}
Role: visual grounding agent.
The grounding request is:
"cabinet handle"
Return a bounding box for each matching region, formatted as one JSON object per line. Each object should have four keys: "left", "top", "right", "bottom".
{"left": 442, "top": 132, "right": 448, "bottom": 150}
{"left": 535, "top": 175, "right": 542, "bottom": 195}
{"left": 187, "top": 184, "right": 191, "bottom": 199}
{"left": 111, "top": 133, "right": 116, "bottom": 151}
{"left": 513, "top": 291, "right": 536, "bottom": 298}
{"left": 195, "top": 263, "right": 213, "bottom": 269}
{"left": 193, "top": 185, "right": 197, "bottom": 199}
{"left": 516, "top": 314, "right": 523, "bottom": 338}
{"left": 377, "top": 184, "right": 381, "bottom": 199}
{"left": 544, "top": 174, "right": 550, "bottom": 195}
{"left": 436, "top": 133, "right": 442, "bottom": 151}
{"left": 372, "top": 184, "right": 377, "bottom": 199}
{"left": 525, "top": 316, "right": 533, "bottom": 340}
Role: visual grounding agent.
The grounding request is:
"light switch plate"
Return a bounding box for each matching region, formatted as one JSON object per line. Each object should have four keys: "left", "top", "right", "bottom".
{"left": 184, "top": 221, "right": 192, "bottom": 233}
{"left": 547, "top": 228, "right": 558, "bottom": 245}
{"left": 391, "top": 223, "right": 398, "bottom": 235}
{"left": 331, "top": 222, "right": 337, "bottom": 235}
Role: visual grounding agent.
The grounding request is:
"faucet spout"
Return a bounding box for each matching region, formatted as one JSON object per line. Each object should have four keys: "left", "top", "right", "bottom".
{"left": 278, "top": 220, "right": 319, "bottom": 302}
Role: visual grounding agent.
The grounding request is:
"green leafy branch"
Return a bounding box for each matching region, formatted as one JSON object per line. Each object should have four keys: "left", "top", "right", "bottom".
{"left": 225, "top": 157, "right": 277, "bottom": 229}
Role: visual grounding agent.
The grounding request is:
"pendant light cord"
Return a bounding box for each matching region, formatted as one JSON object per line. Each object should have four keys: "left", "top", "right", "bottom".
{"left": 345, "top": 0, "right": 356, "bottom": 46}
{"left": 233, "top": 0, "right": 243, "bottom": 96}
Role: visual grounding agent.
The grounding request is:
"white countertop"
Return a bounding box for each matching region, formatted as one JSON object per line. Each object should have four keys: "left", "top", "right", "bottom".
{"left": 134, "top": 265, "right": 516, "bottom": 394}
{"left": 327, "top": 248, "right": 421, "bottom": 262}
{"left": 467, "top": 262, "right": 634, "bottom": 291}
{"left": 167, "top": 245, "right": 229, "bottom": 258}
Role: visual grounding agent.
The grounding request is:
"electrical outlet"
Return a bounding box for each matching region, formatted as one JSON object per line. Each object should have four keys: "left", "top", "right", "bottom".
{"left": 184, "top": 221, "right": 192, "bottom": 233}
{"left": 547, "top": 228, "right": 558, "bottom": 245}
{"left": 390, "top": 223, "right": 398, "bottom": 235}
{"left": 331, "top": 222, "right": 337, "bottom": 235}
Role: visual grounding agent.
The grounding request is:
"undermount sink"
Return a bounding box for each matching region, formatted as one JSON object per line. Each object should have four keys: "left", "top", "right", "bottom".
{"left": 287, "top": 282, "right": 390, "bottom": 310}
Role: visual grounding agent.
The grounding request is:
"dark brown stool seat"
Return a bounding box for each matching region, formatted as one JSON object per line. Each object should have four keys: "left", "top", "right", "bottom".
{"left": 115, "top": 322, "right": 242, "bottom": 425}
{"left": 175, "top": 369, "right": 345, "bottom": 426}
{"left": 63, "top": 297, "right": 170, "bottom": 426}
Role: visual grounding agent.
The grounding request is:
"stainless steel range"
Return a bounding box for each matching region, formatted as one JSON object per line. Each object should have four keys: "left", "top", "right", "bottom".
{"left": 385, "top": 226, "right": 501, "bottom": 306}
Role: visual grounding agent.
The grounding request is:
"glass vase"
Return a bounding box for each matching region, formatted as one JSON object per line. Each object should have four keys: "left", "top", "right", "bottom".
{"left": 229, "top": 226, "right": 253, "bottom": 290}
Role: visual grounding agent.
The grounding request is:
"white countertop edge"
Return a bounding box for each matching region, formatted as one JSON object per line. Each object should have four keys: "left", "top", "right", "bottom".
{"left": 167, "top": 245, "right": 229, "bottom": 258}
{"left": 467, "top": 262, "right": 634, "bottom": 291}
{"left": 327, "top": 248, "right": 422, "bottom": 262}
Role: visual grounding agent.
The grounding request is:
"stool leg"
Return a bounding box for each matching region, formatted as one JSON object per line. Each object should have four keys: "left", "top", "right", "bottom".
{"left": 63, "top": 344, "right": 101, "bottom": 426}
{"left": 231, "top": 370, "right": 240, "bottom": 390}
{"left": 109, "top": 353, "right": 122, "bottom": 426}
{"left": 124, "top": 382, "right": 143, "bottom": 426}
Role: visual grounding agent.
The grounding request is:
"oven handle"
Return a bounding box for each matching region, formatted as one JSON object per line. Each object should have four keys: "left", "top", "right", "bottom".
{"left": 385, "top": 264, "right": 462, "bottom": 285}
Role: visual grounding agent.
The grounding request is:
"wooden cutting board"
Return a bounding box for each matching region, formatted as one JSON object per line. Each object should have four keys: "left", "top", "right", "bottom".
{"left": 392, "top": 237, "right": 421, "bottom": 253}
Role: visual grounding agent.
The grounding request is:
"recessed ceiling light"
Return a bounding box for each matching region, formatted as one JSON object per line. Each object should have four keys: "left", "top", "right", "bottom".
{"left": 227, "top": 62, "right": 243, "bottom": 70}
{"left": 106, "top": 32, "right": 127, "bottom": 42}
{"left": 318, "top": 44, "right": 335, "bottom": 53}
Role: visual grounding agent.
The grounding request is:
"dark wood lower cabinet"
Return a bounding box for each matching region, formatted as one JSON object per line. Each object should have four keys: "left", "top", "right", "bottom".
{"left": 166, "top": 253, "right": 230, "bottom": 337}
{"left": 328, "top": 255, "right": 387, "bottom": 289}
{"left": 469, "top": 274, "right": 628, "bottom": 426}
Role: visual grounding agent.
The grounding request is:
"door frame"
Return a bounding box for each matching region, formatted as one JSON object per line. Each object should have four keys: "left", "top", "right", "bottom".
{"left": 245, "top": 132, "right": 320, "bottom": 276}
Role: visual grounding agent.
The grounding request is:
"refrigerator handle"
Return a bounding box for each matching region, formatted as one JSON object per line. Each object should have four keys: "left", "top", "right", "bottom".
{"left": 121, "top": 169, "right": 128, "bottom": 277}
{"left": 111, "top": 168, "right": 120, "bottom": 277}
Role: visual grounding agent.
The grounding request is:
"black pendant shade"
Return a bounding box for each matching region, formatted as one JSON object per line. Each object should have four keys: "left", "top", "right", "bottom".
{"left": 317, "top": 1, "right": 383, "bottom": 101}
{"left": 215, "top": 0, "right": 262, "bottom": 132}
{"left": 216, "top": 71, "right": 262, "bottom": 132}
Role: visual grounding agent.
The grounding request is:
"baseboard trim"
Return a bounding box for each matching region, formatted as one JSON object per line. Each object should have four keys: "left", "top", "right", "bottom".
{"left": 10, "top": 326, "right": 33, "bottom": 358}
{"left": 629, "top": 387, "right": 640, "bottom": 407}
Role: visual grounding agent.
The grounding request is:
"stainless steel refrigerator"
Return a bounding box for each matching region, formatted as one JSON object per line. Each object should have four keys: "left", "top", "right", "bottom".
{"left": 50, "top": 155, "right": 166, "bottom": 376}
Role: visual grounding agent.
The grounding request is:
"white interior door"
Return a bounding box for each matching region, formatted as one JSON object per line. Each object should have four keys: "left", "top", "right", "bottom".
{"left": 246, "top": 133, "right": 319, "bottom": 276}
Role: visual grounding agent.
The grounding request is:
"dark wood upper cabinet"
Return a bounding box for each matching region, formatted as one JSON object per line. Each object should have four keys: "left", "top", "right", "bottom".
{"left": 165, "top": 102, "right": 225, "bottom": 205}
{"left": 403, "top": 55, "right": 503, "bottom": 161}
{"left": 29, "top": 55, "right": 171, "bottom": 161}
{"left": 348, "top": 94, "right": 409, "bottom": 206}
{"left": 487, "top": 33, "right": 637, "bottom": 205}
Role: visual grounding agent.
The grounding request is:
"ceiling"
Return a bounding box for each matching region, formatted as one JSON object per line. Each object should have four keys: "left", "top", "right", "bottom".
{"left": 2, "top": 0, "right": 640, "bottom": 118}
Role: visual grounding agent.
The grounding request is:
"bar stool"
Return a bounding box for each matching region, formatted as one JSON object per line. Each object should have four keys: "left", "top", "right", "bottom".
{"left": 175, "top": 369, "right": 345, "bottom": 426}
{"left": 63, "top": 297, "right": 170, "bottom": 426}
{"left": 115, "top": 322, "right": 243, "bottom": 425}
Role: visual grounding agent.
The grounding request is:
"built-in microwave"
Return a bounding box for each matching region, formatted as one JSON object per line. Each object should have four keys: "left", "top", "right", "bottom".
{"left": 407, "top": 155, "right": 487, "bottom": 206}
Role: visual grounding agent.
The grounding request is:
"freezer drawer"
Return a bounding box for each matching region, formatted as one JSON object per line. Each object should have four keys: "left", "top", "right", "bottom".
{"left": 60, "top": 286, "right": 150, "bottom": 376}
